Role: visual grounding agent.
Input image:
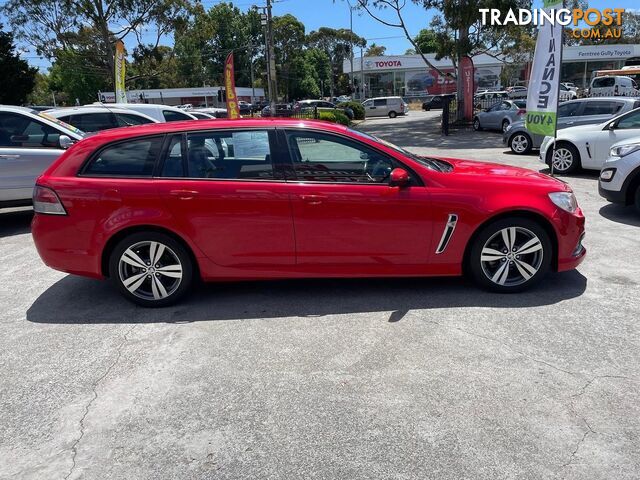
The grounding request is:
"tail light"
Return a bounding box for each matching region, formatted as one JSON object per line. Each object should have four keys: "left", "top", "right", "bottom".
{"left": 517, "top": 109, "right": 526, "bottom": 116}
{"left": 33, "top": 185, "right": 67, "bottom": 215}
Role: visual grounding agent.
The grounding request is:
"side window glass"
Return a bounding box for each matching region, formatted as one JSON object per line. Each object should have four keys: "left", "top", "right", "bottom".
{"left": 163, "top": 110, "right": 192, "bottom": 122}
{"left": 617, "top": 111, "right": 640, "bottom": 130}
{"left": 117, "top": 113, "right": 155, "bottom": 126}
{"left": 185, "top": 130, "right": 273, "bottom": 180}
{"left": 373, "top": 99, "right": 387, "bottom": 107}
{"left": 69, "top": 113, "right": 115, "bottom": 132}
{"left": 161, "top": 135, "right": 184, "bottom": 177}
{"left": 582, "top": 102, "right": 617, "bottom": 116}
{"left": 84, "top": 137, "right": 163, "bottom": 176}
{"left": 286, "top": 131, "right": 394, "bottom": 184}
{"left": 558, "top": 103, "right": 580, "bottom": 117}
{"left": 0, "top": 113, "right": 63, "bottom": 148}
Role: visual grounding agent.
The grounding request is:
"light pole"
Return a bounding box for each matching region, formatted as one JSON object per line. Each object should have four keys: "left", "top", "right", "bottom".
{"left": 347, "top": 0, "right": 355, "bottom": 98}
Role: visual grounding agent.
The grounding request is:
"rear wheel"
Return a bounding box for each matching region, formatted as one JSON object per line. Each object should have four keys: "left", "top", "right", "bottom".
{"left": 468, "top": 218, "right": 552, "bottom": 293}
{"left": 509, "top": 133, "right": 532, "bottom": 154}
{"left": 473, "top": 117, "right": 482, "bottom": 131}
{"left": 548, "top": 143, "right": 580, "bottom": 174}
{"left": 109, "top": 232, "right": 194, "bottom": 307}
{"left": 388, "top": 111, "right": 397, "bottom": 118}
{"left": 634, "top": 185, "right": 640, "bottom": 213}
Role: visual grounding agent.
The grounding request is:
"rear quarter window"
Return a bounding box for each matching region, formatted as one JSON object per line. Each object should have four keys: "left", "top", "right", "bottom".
{"left": 83, "top": 136, "right": 163, "bottom": 177}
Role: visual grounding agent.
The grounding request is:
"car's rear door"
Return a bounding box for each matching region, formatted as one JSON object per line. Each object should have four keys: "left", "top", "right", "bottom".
{"left": 281, "top": 128, "right": 433, "bottom": 267}
{"left": 0, "top": 111, "right": 67, "bottom": 203}
{"left": 155, "top": 128, "right": 296, "bottom": 267}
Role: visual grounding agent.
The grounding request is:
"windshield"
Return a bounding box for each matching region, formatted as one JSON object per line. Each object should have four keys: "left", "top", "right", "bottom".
{"left": 36, "top": 112, "right": 86, "bottom": 137}
{"left": 348, "top": 128, "right": 450, "bottom": 172}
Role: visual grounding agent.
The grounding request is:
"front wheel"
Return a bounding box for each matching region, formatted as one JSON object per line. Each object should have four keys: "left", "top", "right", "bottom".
{"left": 509, "top": 133, "right": 532, "bottom": 154}
{"left": 109, "top": 232, "right": 194, "bottom": 307}
{"left": 548, "top": 143, "right": 580, "bottom": 174}
{"left": 468, "top": 218, "right": 552, "bottom": 293}
{"left": 634, "top": 185, "right": 640, "bottom": 214}
{"left": 473, "top": 117, "right": 482, "bottom": 131}
{"left": 502, "top": 120, "right": 510, "bottom": 133}
{"left": 388, "top": 111, "right": 397, "bottom": 118}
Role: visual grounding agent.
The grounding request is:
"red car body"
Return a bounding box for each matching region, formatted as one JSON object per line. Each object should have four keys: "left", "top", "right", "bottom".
{"left": 32, "top": 119, "right": 585, "bottom": 302}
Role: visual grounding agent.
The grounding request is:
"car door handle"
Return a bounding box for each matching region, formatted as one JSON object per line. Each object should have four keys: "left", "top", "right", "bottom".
{"left": 169, "top": 189, "right": 199, "bottom": 200}
{"left": 0, "top": 154, "right": 20, "bottom": 159}
{"left": 299, "top": 194, "right": 327, "bottom": 205}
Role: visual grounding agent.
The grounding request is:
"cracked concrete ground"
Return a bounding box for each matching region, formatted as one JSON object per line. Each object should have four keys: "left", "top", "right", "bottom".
{"left": 1, "top": 110, "right": 639, "bottom": 479}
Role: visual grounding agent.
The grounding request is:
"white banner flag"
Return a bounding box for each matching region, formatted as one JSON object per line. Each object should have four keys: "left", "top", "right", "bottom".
{"left": 525, "top": 0, "right": 563, "bottom": 137}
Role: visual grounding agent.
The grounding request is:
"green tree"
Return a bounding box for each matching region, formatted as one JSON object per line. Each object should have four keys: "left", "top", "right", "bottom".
{"left": 129, "top": 45, "right": 180, "bottom": 90}
{"left": 413, "top": 29, "right": 438, "bottom": 54}
{"left": 273, "top": 14, "right": 306, "bottom": 100}
{"left": 2, "top": 0, "right": 188, "bottom": 89}
{"left": 0, "top": 23, "right": 37, "bottom": 104}
{"left": 365, "top": 42, "right": 386, "bottom": 56}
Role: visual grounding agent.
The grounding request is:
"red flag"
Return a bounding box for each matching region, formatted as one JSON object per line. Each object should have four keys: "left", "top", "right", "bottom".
{"left": 225, "top": 53, "right": 240, "bottom": 119}
{"left": 460, "top": 56, "right": 475, "bottom": 121}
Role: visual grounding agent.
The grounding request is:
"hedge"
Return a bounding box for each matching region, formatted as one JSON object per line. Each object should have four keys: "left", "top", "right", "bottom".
{"left": 318, "top": 110, "right": 351, "bottom": 126}
{"left": 338, "top": 101, "right": 365, "bottom": 120}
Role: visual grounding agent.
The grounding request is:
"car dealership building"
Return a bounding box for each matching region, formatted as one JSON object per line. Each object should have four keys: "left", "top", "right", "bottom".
{"left": 344, "top": 44, "right": 640, "bottom": 98}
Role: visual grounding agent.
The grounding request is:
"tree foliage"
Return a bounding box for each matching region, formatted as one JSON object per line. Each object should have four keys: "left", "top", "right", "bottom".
{"left": 0, "top": 24, "right": 37, "bottom": 105}
{"left": 365, "top": 43, "right": 386, "bottom": 56}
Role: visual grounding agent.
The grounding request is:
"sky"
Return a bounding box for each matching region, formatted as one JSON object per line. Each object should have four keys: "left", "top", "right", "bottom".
{"left": 3, "top": 0, "right": 639, "bottom": 71}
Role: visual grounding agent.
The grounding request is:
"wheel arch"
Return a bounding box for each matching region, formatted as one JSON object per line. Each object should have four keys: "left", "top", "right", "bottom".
{"left": 462, "top": 210, "right": 559, "bottom": 274}
{"left": 545, "top": 139, "right": 581, "bottom": 166}
{"left": 623, "top": 165, "right": 640, "bottom": 205}
{"left": 101, "top": 225, "right": 200, "bottom": 279}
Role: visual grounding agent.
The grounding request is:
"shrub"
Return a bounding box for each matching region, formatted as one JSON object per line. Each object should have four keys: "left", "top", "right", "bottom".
{"left": 318, "top": 110, "right": 351, "bottom": 126}
{"left": 338, "top": 101, "right": 365, "bottom": 120}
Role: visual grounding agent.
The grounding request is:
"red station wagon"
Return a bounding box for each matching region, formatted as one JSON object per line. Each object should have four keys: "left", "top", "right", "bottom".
{"left": 31, "top": 119, "right": 586, "bottom": 306}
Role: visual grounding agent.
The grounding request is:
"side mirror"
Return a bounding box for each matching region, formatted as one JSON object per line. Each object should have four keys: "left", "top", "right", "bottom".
{"left": 58, "top": 135, "right": 73, "bottom": 149}
{"left": 389, "top": 167, "right": 410, "bottom": 187}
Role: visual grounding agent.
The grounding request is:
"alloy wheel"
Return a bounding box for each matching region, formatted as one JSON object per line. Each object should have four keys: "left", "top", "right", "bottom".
{"left": 480, "top": 227, "right": 544, "bottom": 287}
{"left": 511, "top": 134, "right": 529, "bottom": 153}
{"left": 552, "top": 148, "right": 574, "bottom": 172}
{"left": 118, "top": 241, "right": 183, "bottom": 301}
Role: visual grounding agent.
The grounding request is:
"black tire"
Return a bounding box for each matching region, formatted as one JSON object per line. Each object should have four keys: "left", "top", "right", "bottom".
{"left": 108, "top": 232, "right": 194, "bottom": 307}
{"left": 508, "top": 132, "right": 532, "bottom": 154}
{"left": 634, "top": 185, "right": 640, "bottom": 214}
{"left": 502, "top": 119, "right": 510, "bottom": 133}
{"left": 388, "top": 111, "right": 397, "bottom": 118}
{"left": 468, "top": 217, "right": 552, "bottom": 293}
{"left": 546, "top": 142, "right": 581, "bottom": 174}
{"left": 473, "top": 117, "right": 482, "bottom": 131}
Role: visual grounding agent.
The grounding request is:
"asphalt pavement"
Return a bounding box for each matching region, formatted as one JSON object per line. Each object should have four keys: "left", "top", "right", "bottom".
{"left": 0, "top": 110, "right": 639, "bottom": 479}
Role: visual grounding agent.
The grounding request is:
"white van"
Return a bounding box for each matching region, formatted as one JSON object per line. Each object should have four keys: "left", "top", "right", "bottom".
{"left": 362, "top": 96, "right": 406, "bottom": 118}
{"left": 589, "top": 76, "right": 639, "bottom": 97}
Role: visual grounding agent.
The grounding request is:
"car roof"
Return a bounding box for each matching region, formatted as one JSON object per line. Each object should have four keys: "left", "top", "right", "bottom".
{"left": 77, "top": 118, "right": 351, "bottom": 144}
{"left": 0, "top": 104, "right": 39, "bottom": 114}
{"left": 44, "top": 106, "right": 158, "bottom": 120}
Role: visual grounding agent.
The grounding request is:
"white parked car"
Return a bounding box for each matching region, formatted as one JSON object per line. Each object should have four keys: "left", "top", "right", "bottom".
{"left": 0, "top": 106, "right": 84, "bottom": 206}
{"left": 44, "top": 106, "right": 158, "bottom": 132}
{"left": 90, "top": 103, "right": 198, "bottom": 122}
{"left": 506, "top": 86, "right": 528, "bottom": 99}
{"left": 559, "top": 83, "right": 578, "bottom": 101}
{"left": 540, "top": 107, "right": 640, "bottom": 173}
{"left": 599, "top": 137, "right": 640, "bottom": 212}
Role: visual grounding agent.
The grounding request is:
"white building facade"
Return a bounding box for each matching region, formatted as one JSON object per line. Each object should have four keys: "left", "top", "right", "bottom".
{"left": 99, "top": 86, "right": 266, "bottom": 106}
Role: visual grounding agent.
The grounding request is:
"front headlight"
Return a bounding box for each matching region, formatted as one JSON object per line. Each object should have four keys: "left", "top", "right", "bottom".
{"left": 548, "top": 191, "right": 578, "bottom": 213}
{"left": 609, "top": 143, "right": 640, "bottom": 158}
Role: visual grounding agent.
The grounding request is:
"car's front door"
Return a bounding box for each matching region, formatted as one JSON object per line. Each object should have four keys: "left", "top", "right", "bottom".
{"left": 588, "top": 109, "right": 640, "bottom": 168}
{"left": 0, "top": 112, "right": 67, "bottom": 203}
{"left": 281, "top": 129, "right": 433, "bottom": 266}
{"left": 156, "top": 129, "right": 296, "bottom": 267}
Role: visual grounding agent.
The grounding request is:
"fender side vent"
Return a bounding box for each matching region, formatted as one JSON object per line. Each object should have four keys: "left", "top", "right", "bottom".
{"left": 435, "top": 214, "right": 458, "bottom": 254}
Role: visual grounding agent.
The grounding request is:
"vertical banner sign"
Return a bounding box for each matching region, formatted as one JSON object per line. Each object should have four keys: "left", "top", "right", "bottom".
{"left": 114, "top": 40, "right": 127, "bottom": 103}
{"left": 225, "top": 53, "right": 240, "bottom": 119}
{"left": 525, "top": 0, "right": 563, "bottom": 136}
{"left": 460, "top": 56, "right": 475, "bottom": 121}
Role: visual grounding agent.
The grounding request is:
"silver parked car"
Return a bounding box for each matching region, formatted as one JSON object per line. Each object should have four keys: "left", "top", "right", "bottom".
{"left": 0, "top": 106, "right": 84, "bottom": 207}
{"left": 503, "top": 97, "right": 640, "bottom": 154}
{"left": 473, "top": 100, "right": 527, "bottom": 133}
{"left": 44, "top": 106, "right": 158, "bottom": 132}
